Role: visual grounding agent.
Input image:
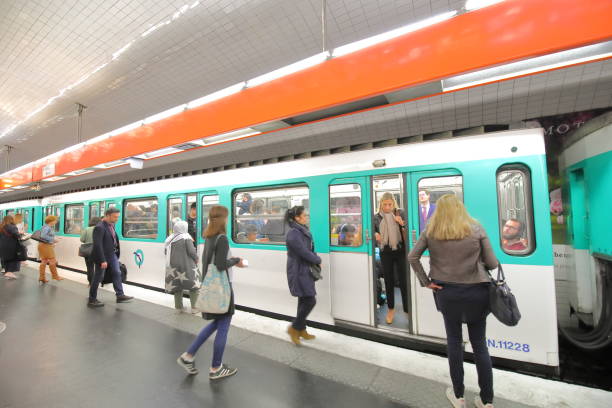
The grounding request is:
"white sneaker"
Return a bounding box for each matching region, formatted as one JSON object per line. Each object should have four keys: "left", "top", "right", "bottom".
{"left": 445, "top": 387, "right": 465, "bottom": 408}
{"left": 474, "top": 395, "right": 493, "bottom": 408}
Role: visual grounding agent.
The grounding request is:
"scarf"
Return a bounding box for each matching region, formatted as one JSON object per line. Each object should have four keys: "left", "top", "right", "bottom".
{"left": 164, "top": 220, "right": 193, "bottom": 268}
{"left": 380, "top": 212, "right": 401, "bottom": 250}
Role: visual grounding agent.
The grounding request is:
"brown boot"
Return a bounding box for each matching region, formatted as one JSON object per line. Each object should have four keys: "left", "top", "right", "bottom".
{"left": 287, "top": 326, "right": 302, "bottom": 346}
{"left": 50, "top": 264, "right": 63, "bottom": 281}
{"left": 299, "top": 329, "right": 316, "bottom": 340}
{"left": 38, "top": 264, "right": 48, "bottom": 283}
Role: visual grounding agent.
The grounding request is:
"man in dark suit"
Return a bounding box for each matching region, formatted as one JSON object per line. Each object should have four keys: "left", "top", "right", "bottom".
{"left": 418, "top": 190, "right": 436, "bottom": 233}
{"left": 88, "top": 207, "right": 133, "bottom": 307}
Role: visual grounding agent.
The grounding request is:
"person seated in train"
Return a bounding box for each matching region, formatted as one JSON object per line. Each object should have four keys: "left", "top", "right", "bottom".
{"left": 262, "top": 206, "right": 285, "bottom": 242}
{"left": 337, "top": 223, "right": 357, "bottom": 246}
{"left": 245, "top": 224, "right": 258, "bottom": 242}
{"left": 418, "top": 189, "right": 436, "bottom": 233}
{"left": 237, "top": 193, "right": 252, "bottom": 215}
{"left": 501, "top": 218, "right": 527, "bottom": 251}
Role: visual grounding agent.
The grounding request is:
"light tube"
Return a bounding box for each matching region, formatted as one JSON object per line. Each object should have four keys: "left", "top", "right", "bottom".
{"left": 465, "top": 0, "right": 505, "bottom": 12}
{"left": 186, "top": 83, "right": 245, "bottom": 109}
{"left": 143, "top": 104, "right": 186, "bottom": 124}
{"left": 332, "top": 11, "right": 457, "bottom": 57}
{"left": 107, "top": 121, "right": 143, "bottom": 137}
{"left": 203, "top": 128, "right": 261, "bottom": 143}
{"left": 246, "top": 52, "right": 329, "bottom": 88}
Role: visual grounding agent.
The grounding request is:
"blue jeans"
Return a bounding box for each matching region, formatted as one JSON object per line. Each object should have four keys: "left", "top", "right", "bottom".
{"left": 89, "top": 253, "right": 124, "bottom": 301}
{"left": 187, "top": 315, "right": 232, "bottom": 368}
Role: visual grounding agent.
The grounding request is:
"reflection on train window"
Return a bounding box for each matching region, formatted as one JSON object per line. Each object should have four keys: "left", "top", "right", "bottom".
{"left": 201, "top": 195, "right": 219, "bottom": 239}
{"left": 233, "top": 185, "right": 309, "bottom": 244}
{"left": 330, "top": 184, "right": 363, "bottom": 247}
{"left": 123, "top": 198, "right": 158, "bottom": 239}
{"left": 167, "top": 197, "right": 183, "bottom": 236}
{"left": 497, "top": 165, "right": 534, "bottom": 255}
{"left": 53, "top": 207, "right": 61, "bottom": 232}
{"left": 417, "top": 176, "right": 464, "bottom": 233}
{"left": 90, "top": 202, "right": 101, "bottom": 219}
{"left": 65, "top": 204, "right": 84, "bottom": 235}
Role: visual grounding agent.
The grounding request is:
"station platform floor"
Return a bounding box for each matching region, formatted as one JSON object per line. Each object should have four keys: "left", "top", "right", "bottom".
{"left": 1, "top": 265, "right": 611, "bottom": 408}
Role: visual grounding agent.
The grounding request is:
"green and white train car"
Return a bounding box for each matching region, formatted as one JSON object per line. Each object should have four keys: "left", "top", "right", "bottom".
{"left": 2, "top": 128, "right": 582, "bottom": 370}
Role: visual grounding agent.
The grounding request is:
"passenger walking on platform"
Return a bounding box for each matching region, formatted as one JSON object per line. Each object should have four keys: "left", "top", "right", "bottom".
{"left": 0, "top": 215, "right": 22, "bottom": 280}
{"left": 80, "top": 217, "right": 100, "bottom": 285}
{"left": 408, "top": 194, "right": 498, "bottom": 408}
{"left": 88, "top": 208, "right": 133, "bottom": 307}
{"left": 165, "top": 219, "right": 200, "bottom": 314}
{"left": 177, "top": 205, "right": 245, "bottom": 379}
{"left": 38, "top": 215, "right": 63, "bottom": 283}
{"left": 285, "top": 206, "right": 321, "bottom": 346}
{"left": 374, "top": 192, "right": 408, "bottom": 325}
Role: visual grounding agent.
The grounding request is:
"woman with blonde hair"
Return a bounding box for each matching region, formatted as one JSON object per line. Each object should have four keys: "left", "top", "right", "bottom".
{"left": 177, "top": 205, "right": 245, "bottom": 379}
{"left": 373, "top": 192, "right": 408, "bottom": 324}
{"left": 408, "top": 194, "right": 498, "bottom": 408}
{"left": 38, "top": 215, "right": 64, "bottom": 283}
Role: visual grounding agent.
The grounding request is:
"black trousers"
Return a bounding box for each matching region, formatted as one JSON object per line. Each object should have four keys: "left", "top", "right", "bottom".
{"left": 84, "top": 256, "right": 95, "bottom": 284}
{"left": 435, "top": 281, "right": 493, "bottom": 404}
{"left": 380, "top": 247, "right": 408, "bottom": 312}
{"left": 292, "top": 296, "right": 316, "bottom": 331}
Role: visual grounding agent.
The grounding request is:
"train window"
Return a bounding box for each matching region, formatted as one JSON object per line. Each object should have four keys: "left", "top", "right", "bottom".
{"left": 167, "top": 197, "right": 183, "bottom": 236}
{"left": 497, "top": 165, "right": 535, "bottom": 255}
{"left": 123, "top": 198, "right": 159, "bottom": 239}
{"left": 90, "top": 202, "right": 101, "bottom": 219}
{"left": 233, "top": 185, "right": 309, "bottom": 244}
{"left": 65, "top": 204, "right": 84, "bottom": 235}
{"left": 330, "top": 184, "right": 363, "bottom": 247}
{"left": 201, "top": 195, "right": 219, "bottom": 238}
{"left": 22, "top": 210, "right": 31, "bottom": 233}
{"left": 53, "top": 207, "right": 61, "bottom": 232}
{"left": 417, "top": 176, "right": 464, "bottom": 233}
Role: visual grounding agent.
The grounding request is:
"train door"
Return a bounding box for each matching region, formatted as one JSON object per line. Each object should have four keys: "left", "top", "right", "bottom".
{"left": 370, "top": 174, "right": 413, "bottom": 333}
{"left": 329, "top": 177, "right": 373, "bottom": 325}
{"left": 167, "top": 195, "right": 185, "bottom": 236}
{"left": 408, "top": 170, "right": 464, "bottom": 339}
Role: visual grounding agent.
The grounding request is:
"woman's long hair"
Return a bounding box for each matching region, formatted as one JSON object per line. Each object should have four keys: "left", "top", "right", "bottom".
{"left": 203, "top": 205, "right": 228, "bottom": 238}
{"left": 284, "top": 206, "right": 305, "bottom": 225}
{"left": 425, "top": 194, "right": 476, "bottom": 240}
{"left": 0, "top": 215, "right": 15, "bottom": 234}
{"left": 377, "top": 192, "right": 399, "bottom": 214}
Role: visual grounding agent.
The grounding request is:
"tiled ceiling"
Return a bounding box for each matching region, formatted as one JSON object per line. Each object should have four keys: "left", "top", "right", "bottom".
{"left": 0, "top": 0, "right": 465, "bottom": 170}
{"left": 5, "top": 58, "right": 611, "bottom": 201}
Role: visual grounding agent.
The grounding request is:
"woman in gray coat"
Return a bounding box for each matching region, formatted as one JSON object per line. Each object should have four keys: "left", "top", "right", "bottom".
{"left": 165, "top": 220, "right": 201, "bottom": 313}
{"left": 408, "top": 194, "right": 499, "bottom": 408}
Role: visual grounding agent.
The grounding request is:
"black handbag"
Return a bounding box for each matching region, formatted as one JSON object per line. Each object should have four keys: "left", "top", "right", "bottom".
{"left": 78, "top": 243, "right": 93, "bottom": 258}
{"left": 309, "top": 263, "right": 322, "bottom": 281}
{"left": 488, "top": 264, "right": 521, "bottom": 326}
{"left": 16, "top": 242, "right": 28, "bottom": 261}
{"left": 30, "top": 229, "right": 44, "bottom": 242}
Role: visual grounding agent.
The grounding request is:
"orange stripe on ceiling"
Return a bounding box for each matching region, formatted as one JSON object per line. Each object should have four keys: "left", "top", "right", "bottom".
{"left": 3, "top": 0, "right": 612, "bottom": 188}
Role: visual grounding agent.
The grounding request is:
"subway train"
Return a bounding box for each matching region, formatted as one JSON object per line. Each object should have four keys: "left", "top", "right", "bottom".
{"left": 2, "top": 127, "right": 611, "bottom": 373}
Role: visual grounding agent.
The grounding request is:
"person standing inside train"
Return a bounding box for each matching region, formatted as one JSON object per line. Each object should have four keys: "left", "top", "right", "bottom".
{"left": 408, "top": 194, "right": 498, "bottom": 408}
{"left": 80, "top": 216, "right": 100, "bottom": 285}
{"left": 0, "top": 215, "right": 22, "bottom": 280}
{"left": 165, "top": 219, "right": 200, "bottom": 314}
{"left": 38, "top": 215, "right": 64, "bottom": 283}
{"left": 177, "top": 205, "right": 245, "bottom": 379}
{"left": 88, "top": 208, "right": 132, "bottom": 307}
{"left": 374, "top": 192, "right": 408, "bottom": 325}
{"left": 187, "top": 202, "right": 197, "bottom": 244}
{"left": 285, "top": 206, "right": 321, "bottom": 345}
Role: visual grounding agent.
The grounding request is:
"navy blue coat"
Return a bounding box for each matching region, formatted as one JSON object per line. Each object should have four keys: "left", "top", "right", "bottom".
{"left": 286, "top": 222, "right": 321, "bottom": 297}
{"left": 92, "top": 221, "right": 121, "bottom": 265}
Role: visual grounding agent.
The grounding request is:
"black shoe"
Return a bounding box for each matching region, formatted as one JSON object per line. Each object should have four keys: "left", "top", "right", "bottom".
{"left": 88, "top": 299, "right": 104, "bottom": 308}
{"left": 116, "top": 295, "right": 134, "bottom": 303}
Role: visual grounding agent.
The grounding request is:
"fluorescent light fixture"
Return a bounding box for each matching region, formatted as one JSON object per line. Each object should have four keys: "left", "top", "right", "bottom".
{"left": 10, "top": 185, "right": 28, "bottom": 190}
{"left": 94, "top": 160, "right": 126, "bottom": 169}
{"left": 174, "top": 140, "right": 205, "bottom": 150}
{"left": 203, "top": 128, "right": 261, "bottom": 144}
{"left": 108, "top": 121, "right": 143, "bottom": 137}
{"left": 126, "top": 157, "right": 144, "bottom": 169}
{"left": 134, "top": 147, "right": 181, "bottom": 159}
{"left": 465, "top": 0, "right": 505, "bottom": 12}
{"left": 186, "top": 83, "right": 245, "bottom": 109}
{"left": 246, "top": 52, "right": 329, "bottom": 88}
{"left": 143, "top": 104, "right": 186, "bottom": 124}
{"left": 442, "top": 40, "right": 612, "bottom": 91}
{"left": 42, "top": 176, "right": 67, "bottom": 182}
{"left": 332, "top": 11, "right": 457, "bottom": 57}
{"left": 63, "top": 169, "right": 95, "bottom": 176}
{"left": 85, "top": 132, "right": 112, "bottom": 145}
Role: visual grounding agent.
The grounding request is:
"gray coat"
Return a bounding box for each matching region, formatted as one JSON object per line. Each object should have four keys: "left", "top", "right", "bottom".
{"left": 165, "top": 238, "right": 200, "bottom": 293}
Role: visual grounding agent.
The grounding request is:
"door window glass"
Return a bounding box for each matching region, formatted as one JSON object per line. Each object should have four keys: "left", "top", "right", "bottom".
{"left": 65, "top": 204, "right": 84, "bottom": 235}
{"left": 417, "top": 176, "right": 463, "bottom": 233}
{"left": 330, "top": 184, "right": 363, "bottom": 247}
{"left": 167, "top": 197, "right": 183, "bottom": 236}
{"left": 497, "top": 165, "right": 534, "bottom": 255}
{"left": 201, "top": 195, "right": 220, "bottom": 238}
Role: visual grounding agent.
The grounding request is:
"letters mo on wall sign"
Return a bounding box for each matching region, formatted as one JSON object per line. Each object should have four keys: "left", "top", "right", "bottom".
{"left": 42, "top": 163, "right": 55, "bottom": 178}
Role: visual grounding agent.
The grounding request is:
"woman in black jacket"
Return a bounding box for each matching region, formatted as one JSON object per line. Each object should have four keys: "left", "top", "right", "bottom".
{"left": 285, "top": 206, "right": 321, "bottom": 346}
{"left": 177, "top": 205, "right": 245, "bottom": 380}
{"left": 0, "top": 215, "right": 22, "bottom": 280}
